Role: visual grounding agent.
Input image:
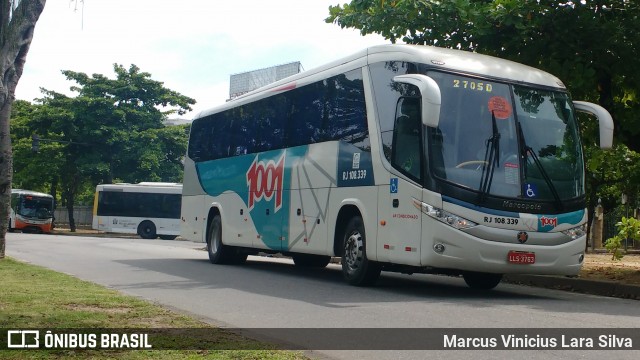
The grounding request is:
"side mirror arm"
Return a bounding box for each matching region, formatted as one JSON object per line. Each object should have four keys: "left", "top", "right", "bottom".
{"left": 573, "top": 101, "right": 614, "bottom": 149}
{"left": 393, "top": 74, "right": 441, "bottom": 128}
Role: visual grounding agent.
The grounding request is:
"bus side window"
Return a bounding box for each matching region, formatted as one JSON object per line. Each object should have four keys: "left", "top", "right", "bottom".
{"left": 391, "top": 97, "right": 422, "bottom": 180}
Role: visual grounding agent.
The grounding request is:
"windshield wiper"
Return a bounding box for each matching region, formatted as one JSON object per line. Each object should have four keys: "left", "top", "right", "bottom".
{"left": 478, "top": 111, "right": 500, "bottom": 203}
{"left": 516, "top": 121, "right": 563, "bottom": 211}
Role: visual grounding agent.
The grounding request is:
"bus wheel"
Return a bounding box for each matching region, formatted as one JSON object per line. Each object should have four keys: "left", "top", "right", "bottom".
{"left": 138, "top": 221, "right": 157, "bottom": 239}
{"left": 159, "top": 235, "right": 178, "bottom": 240}
{"left": 463, "top": 272, "right": 503, "bottom": 290}
{"left": 341, "top": 216, "right": 381, "bottom": 286}
{"left": 207, "top": 215, "right": 247, "bottom": 265}
{"left": 292, "top": 254, "right": 331, "bottom": 268}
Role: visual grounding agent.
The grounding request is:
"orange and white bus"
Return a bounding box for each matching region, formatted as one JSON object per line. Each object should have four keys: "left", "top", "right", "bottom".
{"left": 9, "top": 189, "right": 55, "bottom": 233}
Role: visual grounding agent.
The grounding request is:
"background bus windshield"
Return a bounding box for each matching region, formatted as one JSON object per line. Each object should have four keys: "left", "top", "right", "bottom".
{"left": 18, "top": 196, "right": 54, "bottom": 219}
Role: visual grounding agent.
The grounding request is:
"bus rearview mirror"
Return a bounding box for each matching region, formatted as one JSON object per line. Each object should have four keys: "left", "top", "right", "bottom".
{"left": 573, "top": 101, "right": 614, "bottom": 149}
{"left": 393, "top": 74, "right": 441, "bottom": 128}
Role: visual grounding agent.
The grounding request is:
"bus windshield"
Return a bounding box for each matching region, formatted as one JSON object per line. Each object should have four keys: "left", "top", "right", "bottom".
{"left": 18, "top": 195, "right": 54, "bottom": 219}
{"left": 428, "top": 72, "right": 584, "bottom": 202}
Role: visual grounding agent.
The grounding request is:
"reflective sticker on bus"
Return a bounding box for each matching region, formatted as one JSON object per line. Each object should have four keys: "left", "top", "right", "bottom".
{"left": 488, "top": 96, "right": 512, "bottom": 119}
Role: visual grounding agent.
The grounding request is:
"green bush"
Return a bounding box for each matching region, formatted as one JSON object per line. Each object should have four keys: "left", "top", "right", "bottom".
{"left": 604, "top": 235, "right": 624, "bottom": 260}
{"left": 605, "top": 217, "right": 640, "bottom": 260}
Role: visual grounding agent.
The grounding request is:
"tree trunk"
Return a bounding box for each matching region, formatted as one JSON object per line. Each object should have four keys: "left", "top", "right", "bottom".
{"left": 49, "top": 176, "right": 57, "bottom": 229}
{"left": 586, "top": 185, "right": 598, "bottom": 253}
{"left": 0, "top": 0, "right": 48, "bottom": 259}
{"left": 63, "top": 186, "right": 76, "bottom": 232}
{"left": 0, "top": 94, "right": 12, "bottom": 259}
{"left": 66, "top": 203, "right": 75, "bottom": 232}
{"left": 107, "top": 159, "right": 114, "bottom": 184}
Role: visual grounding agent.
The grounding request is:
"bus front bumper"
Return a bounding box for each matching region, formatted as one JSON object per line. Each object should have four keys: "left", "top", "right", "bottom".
{"left": 423, "top": 224, "right": 585, "bottom": 276}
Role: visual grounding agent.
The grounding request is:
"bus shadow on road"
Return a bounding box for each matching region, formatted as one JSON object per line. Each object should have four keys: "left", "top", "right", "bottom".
{"left": 115, "top": 255, "right": 559, "bottom": 310}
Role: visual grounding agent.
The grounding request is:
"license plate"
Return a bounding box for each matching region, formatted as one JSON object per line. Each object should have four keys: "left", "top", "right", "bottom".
{"left": 507, "top": 251, "right": 535, "bottom": 264}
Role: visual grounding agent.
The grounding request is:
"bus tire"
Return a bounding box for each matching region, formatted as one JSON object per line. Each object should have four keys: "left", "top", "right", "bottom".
{"left": 341, "top": 215, "right": 381, "bottom": 286}
{"left": 207, "top": 215, "right": 247, "bottom": 265}
{"left": 292, "top": 254, "right": 331, "bottom": 268}
{"left": 159, "top": 235, "right": 178, "bottom": 240}
{"left": 463, "top": 272, "right": 503, "bottom": 290}
{"left": 138, "top": 221, "right": 157, "bottom": 239}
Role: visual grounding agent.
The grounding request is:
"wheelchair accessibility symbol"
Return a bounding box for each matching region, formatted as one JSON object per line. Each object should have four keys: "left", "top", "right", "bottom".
{"left": 390, "top": 178, "right": 398, "bottom": 194}
{"left": 524, "top": 183, "right": 537, "bottom": 198}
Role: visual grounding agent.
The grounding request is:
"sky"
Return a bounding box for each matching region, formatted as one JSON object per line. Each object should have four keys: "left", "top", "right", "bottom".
{"left": 15, "top": 0, "right": 388, "bottom": 120}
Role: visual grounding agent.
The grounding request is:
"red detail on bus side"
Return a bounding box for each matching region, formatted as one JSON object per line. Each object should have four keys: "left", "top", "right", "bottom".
{"left": 246, "top": 153, "right": 285, "bottom": 212}
{"left": 271, "top": 83, "right": 296, "bottom": 92}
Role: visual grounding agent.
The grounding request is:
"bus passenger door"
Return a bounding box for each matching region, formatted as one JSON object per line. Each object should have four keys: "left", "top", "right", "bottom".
{"left": 377, "top": 97, "right": 424, "bottom": 266}
{"left": 377, "top": 177, "right": 423, "bottom": 266}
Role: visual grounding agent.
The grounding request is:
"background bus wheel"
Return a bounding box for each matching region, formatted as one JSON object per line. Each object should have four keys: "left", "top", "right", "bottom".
{"left": 207, "top": 215, "right": 247, "bottom": 265}
{"left": 159, "top": 235, "right": 178, "bottom": 240}
{"left": 137, "top": 221, "right": 157, "bottom": 239}
{"left": 463, "top": 272, "right": 503, "bottom": 290}
{"left": 292, "top": 254, "right": 331, "bottom": 268}
{"left": 341, "top": 216, "right": 381, "bottom": 286}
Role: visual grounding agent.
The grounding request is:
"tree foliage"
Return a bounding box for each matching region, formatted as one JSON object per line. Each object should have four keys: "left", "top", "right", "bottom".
{"left": 10, "top": 64, "right": 194, "bottom": 231}
{"left": 327, "top": 0, "right": 640, "bottom": 151}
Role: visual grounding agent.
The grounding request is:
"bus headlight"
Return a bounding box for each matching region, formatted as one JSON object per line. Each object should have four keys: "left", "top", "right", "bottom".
{"left": 413, "top": 199, "right": 477, "bottom": 230}
{"left": 561, "top": 224, "right": 587, "bottom": 240}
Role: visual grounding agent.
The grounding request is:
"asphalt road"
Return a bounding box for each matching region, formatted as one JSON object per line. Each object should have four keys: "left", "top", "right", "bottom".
{"left": 6, "top": 232, "right": 640, "bottom": 360}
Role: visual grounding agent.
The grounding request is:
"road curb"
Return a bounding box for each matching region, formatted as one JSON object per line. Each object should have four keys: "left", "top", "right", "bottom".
{"left": 503, "top": 274, "right": 640, "bottom": 300}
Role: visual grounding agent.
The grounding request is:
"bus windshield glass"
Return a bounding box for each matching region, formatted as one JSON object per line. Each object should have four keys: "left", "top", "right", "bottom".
{"left": 18, "top": 195, "right": 54, "bottom": 219}
{"left": 428, "top": 72, "right": 584, "bottom": 202}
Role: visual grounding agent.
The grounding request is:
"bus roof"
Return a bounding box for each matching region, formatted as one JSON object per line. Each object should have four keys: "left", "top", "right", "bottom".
{"left": 11, "top": 189, "right": 54, "bottom": 199}
{"left": 96, "top": 182, "right": 182, "bottom": 192}
{"left": 368, "top": 44, "right": 565, "bottom": 88}
{"left": 137, "top": 182, "right": 182, "bottom": 187}
{"left": 195, "top": 44, "right": 566, "bottom": 120}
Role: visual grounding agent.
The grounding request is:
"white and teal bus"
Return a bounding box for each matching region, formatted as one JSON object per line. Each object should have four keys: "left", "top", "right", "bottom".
{"left": 181, "top": 45, "right": 613, "bottom": 289}
{"left": 93, "top": 182, "right": 182, "bottom": 240}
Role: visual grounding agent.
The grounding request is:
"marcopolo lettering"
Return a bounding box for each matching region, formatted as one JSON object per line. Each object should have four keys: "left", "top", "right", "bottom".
{"left": 502, "top": 200, "right": 542, "bottom": 211}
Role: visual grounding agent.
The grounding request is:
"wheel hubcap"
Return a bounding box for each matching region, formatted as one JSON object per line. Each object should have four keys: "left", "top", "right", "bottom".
{"left": 344, "top": 231, "right": 363, "bottom": 270}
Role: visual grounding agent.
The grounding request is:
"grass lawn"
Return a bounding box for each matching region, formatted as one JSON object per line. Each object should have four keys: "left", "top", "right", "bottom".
{"left": 0, "top": 257, "right": 308, "bottom": 359}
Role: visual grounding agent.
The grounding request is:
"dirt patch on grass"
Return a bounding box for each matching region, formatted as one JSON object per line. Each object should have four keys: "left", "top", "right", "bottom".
{"left": 579, "top": 254, "right": 640, "bottom": 285}
{"left": 65, "top": 304, "right": 132, "bottom": 314}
